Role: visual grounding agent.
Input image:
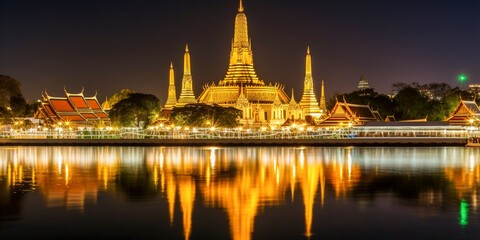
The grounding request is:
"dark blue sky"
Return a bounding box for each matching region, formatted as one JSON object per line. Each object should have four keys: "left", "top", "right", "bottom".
{"left": 1, "top": 0, "right": 479, "bottom": 103}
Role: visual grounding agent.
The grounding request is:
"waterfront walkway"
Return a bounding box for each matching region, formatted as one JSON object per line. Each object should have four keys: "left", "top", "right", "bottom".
{"left": 0, "top": 137, "right": 467, "bottom": 146}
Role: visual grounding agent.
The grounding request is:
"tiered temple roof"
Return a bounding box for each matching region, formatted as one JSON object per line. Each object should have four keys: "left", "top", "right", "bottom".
{"left": 299, "top": 47, "right": 322, "bottom": 118}
{"left": 177, "top": 44, "right": 197, "bottom": 106}
{"left": 34, "top": 89, "right": 109, "bottom": 124}
{"left": 318, "top": 99, "right": 381, "bottom": 127}
{"left": 445, "top": 99, "right": 480, "bottom": 125}
{"left": 218, "top": 0, "right": 263, "bottom": 86}
{"left": 357, "top": 74, "right": 370, "bottom": 90}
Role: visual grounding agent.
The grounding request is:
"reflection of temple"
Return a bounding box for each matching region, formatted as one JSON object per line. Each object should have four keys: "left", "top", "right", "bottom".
{"left": 149, "top": 147, "right": 361, "bottom": 240}
{"left": 1, "top": 147, "right": 119, "bottom": 210}
{"left": 3, "top": 146, "right": 480, "bottom": 238}
{"left": 164, "top": 0, "right": 327, "bottom": 126}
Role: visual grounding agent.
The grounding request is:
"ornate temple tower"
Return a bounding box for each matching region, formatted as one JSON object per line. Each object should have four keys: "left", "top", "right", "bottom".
{"left": 219, "top": 0, "right": 263, "bottom": 86}
{"left": 197, "top": 0, "right": 289, "bottom": 126}
{"left": 319, "top": 80, "right": 327, "bottom": 113}
{"left": 299, "top": 47, "right": 322, "bottom": 118}
{"left": 177, "top": 44, "right": 197, "bottom": 106}
{"left": 164, "top": 63, "right": 177, "bottom": 110}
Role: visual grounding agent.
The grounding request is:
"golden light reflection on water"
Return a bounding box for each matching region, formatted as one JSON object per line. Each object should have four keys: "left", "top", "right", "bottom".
{"left": 1, "top": 147, "right": 480, "bottom": 240}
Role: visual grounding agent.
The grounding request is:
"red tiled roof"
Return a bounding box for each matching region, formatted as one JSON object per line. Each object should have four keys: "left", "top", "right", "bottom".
{"left": 81, "top": 113, "right": 97, "bottom": 118}
{"left": 51, "top": 99, "right": 75, "bottom": 112}
{"left": 86, "top": 99, "right": 101, "bottom": 109}
{"left": 96, "top": 113, "right": 108, "bottom": 118}
{"left": 61, "top": 115, "right": 85, "bottom": 121}
{"left": 35, "top": 89, "right": 109, "bottom": 124}
{"left": 45, "top": 104, "right": 55, "bottom": 115}
{"left": 70, "top": 96, "right": 89, "bottom": 108}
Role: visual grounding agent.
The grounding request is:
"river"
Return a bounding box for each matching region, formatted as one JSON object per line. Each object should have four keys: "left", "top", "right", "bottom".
{"left": 0, "top": 146, "right": 479, "bottom": 239}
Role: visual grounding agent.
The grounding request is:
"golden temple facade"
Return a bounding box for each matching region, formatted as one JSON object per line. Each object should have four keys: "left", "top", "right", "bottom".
{"left": 164, "top": 0, "right": 326, "bottom": 126}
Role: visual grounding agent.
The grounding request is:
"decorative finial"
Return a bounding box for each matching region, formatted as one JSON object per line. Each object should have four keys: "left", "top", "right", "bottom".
{"left": 239, "top": 0, "right": 244, "bottom": 12}
{"left": 170, "top": 62, "right": 173, "bottom": 68}
{"left": 185, "top": 44, "right": 189, "bottom": 53}
{"left": 307, "top": 46, "right": 310, "bottom": 54}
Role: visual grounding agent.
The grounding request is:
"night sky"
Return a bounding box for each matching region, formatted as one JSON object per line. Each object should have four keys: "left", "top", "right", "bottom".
{"left": 1, "top": 0, "right": 479, "bottom": 103}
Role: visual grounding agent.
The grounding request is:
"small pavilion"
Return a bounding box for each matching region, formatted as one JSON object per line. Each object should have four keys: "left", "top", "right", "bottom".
{"left": 445, "top": 99, "right": 480, "bottom": 125}
{"left": 318, "top": 99, "right": 382, "bottom": 127}
{"left": 34, "top": 89, "right": 109, "bottom": 126}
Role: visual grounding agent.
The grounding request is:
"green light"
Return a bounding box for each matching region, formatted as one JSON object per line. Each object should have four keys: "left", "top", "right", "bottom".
{"left": 458, "top": 74, "right": 467, "bottom": 83}
{"left": 459, "top": 199, "right": 469, "bottom": 227}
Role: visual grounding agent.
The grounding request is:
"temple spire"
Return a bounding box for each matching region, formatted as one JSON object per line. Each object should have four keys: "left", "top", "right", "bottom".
{"left": 184, "top": 44, "right": 191, "bottom": 74}
{"left": 239, "top": 0, "right": 244, "bottom": 12}
{"left": 218, "top": 0, "right": 263, "bottom": 86}
{"left": 290, "top": 88, "right": 296, "bottom": 104}
{"left": 306, "top": 46, "right": 312, "bottom": 76}
{"left": 164, "top": 62, "right": 177, "bottom": 110}
{"left": 177, "top": 45, "right": 197, "bottom": 106}
{"left": 299, "top": 47, "right": 322, "bottom": 118}
{"left": 320, "top": 80, "right": 327, "bottom": 113}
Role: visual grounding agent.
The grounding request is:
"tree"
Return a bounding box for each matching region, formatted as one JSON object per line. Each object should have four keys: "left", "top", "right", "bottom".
{"left": 393, "top": 87, "right": 429, "bottom": 120}
{"left": 0, "top": 106, "right": 12, "bottom": 125}
{"left": 109, "top": 93, "right": 161, "bottom": 128}
{"left": 106, "top": 89, "right": 136, "bottom": 107}
{"left": 171, "top": 104, "right": 242, "bottom": 128}
{"left": 9, "top": 95, "right": 28, "bottom": 117}
{"left": 0, "top": 75, "right": 22, "bottom": 108}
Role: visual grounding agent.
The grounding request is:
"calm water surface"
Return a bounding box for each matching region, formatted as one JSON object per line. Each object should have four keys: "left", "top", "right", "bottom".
{"left": 0, "top": 146, "right": 479, "bottom": 239}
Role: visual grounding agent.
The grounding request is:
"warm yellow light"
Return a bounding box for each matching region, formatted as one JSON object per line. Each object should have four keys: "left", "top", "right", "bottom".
{"left": 469, "top": 119, "right": 474, "bottom": 123}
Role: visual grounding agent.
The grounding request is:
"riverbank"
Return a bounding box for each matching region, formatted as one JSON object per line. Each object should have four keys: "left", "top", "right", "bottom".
{"left": 0, "top": 138, "right": 467, "bottom": 146}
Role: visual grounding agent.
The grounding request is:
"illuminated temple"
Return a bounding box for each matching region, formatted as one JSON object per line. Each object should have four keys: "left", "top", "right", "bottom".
{"left": 164, "top": 0, "right": 327, "bottom": 126}
{"left": 34, "top": 89, "right": 109, "bottom": 125}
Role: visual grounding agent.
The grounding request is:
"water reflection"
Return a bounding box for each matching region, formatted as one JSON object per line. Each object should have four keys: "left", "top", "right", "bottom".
{"left": 1, "top": 146, "right": 480, "bottom": 239}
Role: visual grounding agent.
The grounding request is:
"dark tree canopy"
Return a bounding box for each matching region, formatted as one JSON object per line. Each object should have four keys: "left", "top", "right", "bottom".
{"left": 0, "top": 75, "right": 22, "bottom": 107}
{"left": 109, "top": 93, "right": 161, "bottom": 128}
{"left": 0, "top": 75, "right": 35, "bottom": 120}
{"left": 171, "top": 104, "right": 242, "bottom": 128}
{"left": 106, "top": 89, "right": 135, "bottom": 107}
{"left": 330, "top": 82, "right": 474, "bottom": 121}
{"left": 393, "top": 86, "right": 429, "bottom": 120}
